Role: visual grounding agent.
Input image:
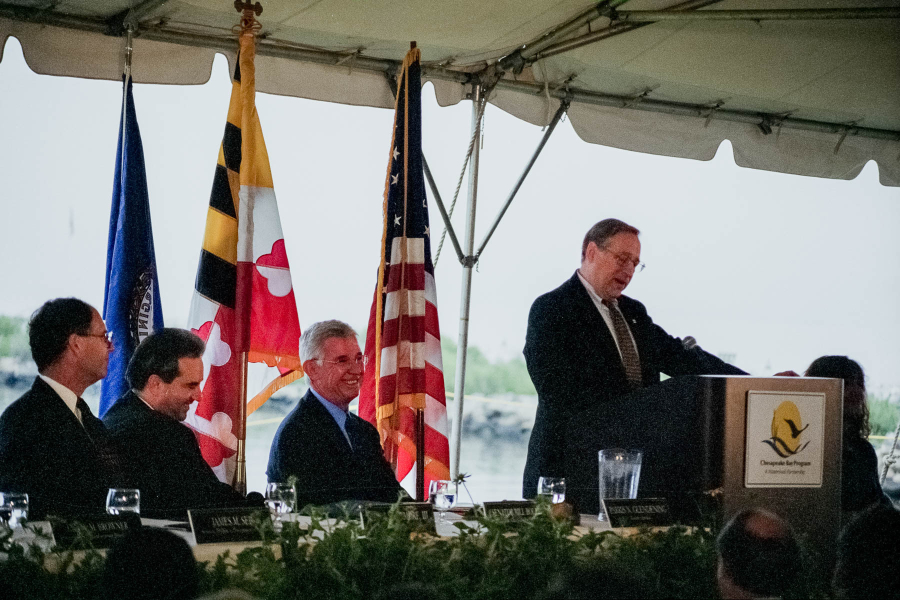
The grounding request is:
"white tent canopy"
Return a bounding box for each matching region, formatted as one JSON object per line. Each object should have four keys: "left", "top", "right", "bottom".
{"left": 2, "top": 0, "right": 899, "bottom": 185}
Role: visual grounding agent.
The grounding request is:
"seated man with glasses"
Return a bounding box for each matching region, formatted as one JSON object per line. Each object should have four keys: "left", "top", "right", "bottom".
{"left": 0, "top": 298, "right": 124, "bottom": 518}
{"left": 522, "top": 219, "right": 746, "bottom": 506}
{"left": 267, "top": 320, "right": 406, "bottom": 508}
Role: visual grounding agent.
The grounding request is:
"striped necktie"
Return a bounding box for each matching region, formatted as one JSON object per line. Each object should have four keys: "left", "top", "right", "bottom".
{"left": 602, "top": 299, "right": 642, "bottom": 389}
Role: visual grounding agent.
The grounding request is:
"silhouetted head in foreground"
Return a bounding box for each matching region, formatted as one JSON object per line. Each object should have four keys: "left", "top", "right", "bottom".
{"left": 716, "top": 508, "right": 801, "bottom": 599}
{"left": 833, "top": 502, "right": 900, "bottom": 599}
{"left": 101, "top": 527, "right": 199, "bottom": 600}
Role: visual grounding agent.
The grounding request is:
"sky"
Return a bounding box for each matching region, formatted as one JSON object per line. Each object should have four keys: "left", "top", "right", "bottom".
{"left": 1, "top": 36, "right": 899, "bottom": 395}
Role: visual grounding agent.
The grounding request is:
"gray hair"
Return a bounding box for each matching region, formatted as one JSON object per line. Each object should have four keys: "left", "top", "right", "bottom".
{"left": 299, "top": 320, "right": 357, "bottom": 363}
{"left": 582, "top": 218, "right": 640, "bottom": 260}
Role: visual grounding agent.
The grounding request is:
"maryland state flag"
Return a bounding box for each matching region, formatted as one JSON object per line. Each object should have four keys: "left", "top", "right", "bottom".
{"left": 359, "top": 46, "right": 450, "bottom": 498}
{"left": 185, "top": 30, "right": 302, "bottom": 485}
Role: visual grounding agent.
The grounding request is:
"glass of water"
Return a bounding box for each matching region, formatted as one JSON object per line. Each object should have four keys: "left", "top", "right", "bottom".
{"left": 428, "top": 480, "right": 456, "bottom": 524}
{"left": 106, "top": 488, "right": 140, "bottom": 515}
{"left": 598, "top": 448, "right": 642, "bottom": 521}
{"left": 265, "top": 482, "right": 296, "bottom": 525}
{"left": 0, "top": 492, "right": 29, "bottom": 527}
{"left": 537, "top": 477, "right": 566, "bottom": 504}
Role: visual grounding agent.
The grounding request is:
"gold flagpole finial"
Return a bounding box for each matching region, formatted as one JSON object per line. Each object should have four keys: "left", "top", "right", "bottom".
{"left": 234, "top": 1, "right": 263, "bottom": 33}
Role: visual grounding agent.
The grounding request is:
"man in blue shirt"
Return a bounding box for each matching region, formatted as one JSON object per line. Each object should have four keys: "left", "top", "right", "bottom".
{"left": 266, "top": 320, "right": 405, "bottom": 507}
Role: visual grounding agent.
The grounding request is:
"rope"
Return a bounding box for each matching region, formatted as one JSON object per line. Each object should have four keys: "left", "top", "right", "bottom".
{"left": 880, "top": 418, "right": 900, "bottom": 486}
{"left": 433, "top": 91, "right": 489, "bottom": 266}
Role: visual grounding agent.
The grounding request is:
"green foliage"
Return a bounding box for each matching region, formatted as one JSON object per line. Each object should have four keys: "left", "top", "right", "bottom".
{"left": 868, "top": 395, "right": 900, "bottom": 437}
{"left": 1, "top": 504, "right": 802, "bottom": 600}
{"left": 0, "top": 315, "right": 30, "bottom": 360}
{"left": 441, "top": 336, "right": 536, "bottom": 396}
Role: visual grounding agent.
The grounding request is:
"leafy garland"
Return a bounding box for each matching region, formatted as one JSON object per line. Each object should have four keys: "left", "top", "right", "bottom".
{"left": 1, "top": 501, "right": 825, "bottom": 599}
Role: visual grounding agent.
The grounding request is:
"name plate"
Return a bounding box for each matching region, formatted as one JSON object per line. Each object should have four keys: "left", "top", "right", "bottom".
{"left": 363, "top": 502, "right": 436, "bottom": 533}
{"left": 482, "top": 501, "right": 536, "bottom": 521}
{"left": 602, "top": 498, "right": 670, "bottom": 528}
{"left": 188, "top": 507, "right": 269, "bottom": 544}
{"left": 52, "top": 513, "right": 140, "bottom": 549}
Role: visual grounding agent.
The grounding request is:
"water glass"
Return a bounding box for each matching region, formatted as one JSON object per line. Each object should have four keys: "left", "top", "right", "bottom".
{"left": 598, "top": 448, "right": 642, "bottom": 521}
{"left": 537, "top": 477, "right": 566, "bottom": 504}
{"left": 265, "top": 482, "right": 296, "bottom": 520}
{"left": 106, "top": 488, "right": 140, "bottom": 515}
{"left": 0, "top": 492, "right": 29, "bottom": 527}
{"left": 428, "top": 480, "right": 457, "bottom": 523}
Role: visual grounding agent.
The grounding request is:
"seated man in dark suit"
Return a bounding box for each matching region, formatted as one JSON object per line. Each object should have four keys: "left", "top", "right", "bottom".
{"left": 267, "top": 320, "right": 406, "bottom": 507}
{"left": 103, "top": 328, "right": 247, "bottom": 518}
{"left": 0, "top": 298, "right": 122, "bottom": 518}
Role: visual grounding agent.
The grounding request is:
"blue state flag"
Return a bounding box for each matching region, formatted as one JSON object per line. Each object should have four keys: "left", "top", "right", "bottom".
{"left": 100, "top": 76, "right": 164, "bottom": 416}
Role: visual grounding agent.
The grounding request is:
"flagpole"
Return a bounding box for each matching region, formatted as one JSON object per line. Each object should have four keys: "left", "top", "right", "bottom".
{"left": 235, "top": 351, "right": 248, "bottom": 495}
{"left": 449, "top": 82, "right": 484, "bottom": 480}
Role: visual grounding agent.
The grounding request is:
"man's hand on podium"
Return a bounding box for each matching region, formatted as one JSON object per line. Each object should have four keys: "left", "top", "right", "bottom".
{"left": 773, "top": 370, "right": 800, "bottom": 377}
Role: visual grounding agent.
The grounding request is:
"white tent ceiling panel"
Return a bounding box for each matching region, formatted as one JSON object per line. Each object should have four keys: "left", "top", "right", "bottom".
{"left": 1, "top": 0, "right": 899, "bottom": 185}
{"left": 569, "top": 100, "right": 900, "bottom": 186}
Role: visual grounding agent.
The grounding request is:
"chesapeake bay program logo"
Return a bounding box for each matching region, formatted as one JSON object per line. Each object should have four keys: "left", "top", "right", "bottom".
{"left": 762, "top": 401, "right": 810, "bottom": 458}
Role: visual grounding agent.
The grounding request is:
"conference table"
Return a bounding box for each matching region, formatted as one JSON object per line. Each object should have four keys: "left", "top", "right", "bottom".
{"left": 9, "top": 509, "right": 620, "bottom": 566}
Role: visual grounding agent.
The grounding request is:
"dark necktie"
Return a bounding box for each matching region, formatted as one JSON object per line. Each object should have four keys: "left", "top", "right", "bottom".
{"left": 344, "top": 416, "right": 364, "bottom": 453}
{"left": 76, "top": 398, "right": 125, "bottom": 484}
{"left": 602, "top": 299, "right": 642, "bottom": 389}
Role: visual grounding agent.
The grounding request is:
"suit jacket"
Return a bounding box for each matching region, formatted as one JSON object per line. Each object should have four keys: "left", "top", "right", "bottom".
{"left": 0, "top": 378, "right": 115, "bottom": 519}
{"left": 267, "top": 390, "right": 404, "bottom": 508}
{"left": 103, "top": 391, "right": 246, "bottom": 519}
{"left": 522, "top": 272, "right": 746, "bottom": 498}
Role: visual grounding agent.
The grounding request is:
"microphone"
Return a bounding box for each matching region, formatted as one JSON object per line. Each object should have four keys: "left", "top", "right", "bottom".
{"left": 682, "top": 336, "right": 698, "bottom": 350}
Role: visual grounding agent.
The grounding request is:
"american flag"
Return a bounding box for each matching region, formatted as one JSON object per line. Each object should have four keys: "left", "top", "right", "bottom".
{"left": 185, "top": 28, "right": 303, "bottom": 488}
{"left": 359, "top": 45, "right": 450, "bottom": 499}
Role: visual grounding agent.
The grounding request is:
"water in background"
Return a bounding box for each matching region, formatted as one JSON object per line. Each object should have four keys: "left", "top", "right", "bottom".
{"left": 0, "top": 381, "right": 534, "bottom": 503}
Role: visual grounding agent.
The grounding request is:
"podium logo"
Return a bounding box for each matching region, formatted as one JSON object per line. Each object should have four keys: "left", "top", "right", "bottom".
{"left": 762, "top": 401, "right": 810, "bottom": 458}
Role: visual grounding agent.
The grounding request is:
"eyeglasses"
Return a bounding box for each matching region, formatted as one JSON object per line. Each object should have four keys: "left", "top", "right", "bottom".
{"left": 317, "top": 356, "right": 364, "bottom": 368}
{"left": 601, "top": 247, "right": 645, "bottom": 273}
{"left": 81, "top": 330, "right": 114, "bottom": 344}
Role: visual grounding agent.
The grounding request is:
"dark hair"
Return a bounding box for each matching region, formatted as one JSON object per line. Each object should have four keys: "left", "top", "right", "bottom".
{"left": 834, "top": 503, "right": 900, "bottom": 599}
{"left": 581, "top": 219, "right": 640, "bottom": 260}
{"left": 717, "top": 508, "right": 801, "bottom": 597}
{"left": 28, "top": 298, "right": 95, "bottom": 371}
{"left": 805, "top": 355, "right": 869, "bottom": 438}
{"left": 101, "top": 527, "right": 199, "bottom": 600}
{"left": 126, "top": 328, "right": 205, "bottom": 390}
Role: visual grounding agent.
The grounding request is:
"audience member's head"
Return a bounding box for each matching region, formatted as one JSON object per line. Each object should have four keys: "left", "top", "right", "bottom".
{"left": 101, "top": 527, "right": 199, "bottom": 600}
{"left": 127, "top": 328, "right": 205, "bottom": 421}
{"left": 805, "top": 355, "right": 869, "bottom": 438}
{"left": 833, "top": 502, "right": 900, "bottom": 599}
{"left": 716, "top": 508, "right": 801, "bottom": 599}
{"left": 28, "top": 297, "right": 112, "bottom": 395}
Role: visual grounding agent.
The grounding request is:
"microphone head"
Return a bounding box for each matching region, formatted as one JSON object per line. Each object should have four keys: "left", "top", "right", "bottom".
{"left": 683, "top": 336, "right": 697, "bottom": 350}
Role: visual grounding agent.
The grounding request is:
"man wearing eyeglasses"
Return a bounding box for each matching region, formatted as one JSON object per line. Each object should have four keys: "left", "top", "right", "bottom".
{"left": 267, "top": 320, "right": 405, "bottom": 508}
{"left": 0, "top": 297, "right": 123, "bottom": 518}
{"left": 522, "top": 219, "right": 746, "bottom": 505}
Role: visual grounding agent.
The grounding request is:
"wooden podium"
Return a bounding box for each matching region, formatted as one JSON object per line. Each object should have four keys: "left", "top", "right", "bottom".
{"left": 565, "top": 375, "right": 843, "bottom": 561}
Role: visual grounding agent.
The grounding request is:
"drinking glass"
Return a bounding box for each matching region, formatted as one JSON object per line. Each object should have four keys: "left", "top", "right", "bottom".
{"left": 537, "top": 477, "right": 566, "bottom": 504}
{"left": 265, "top": 482, "right": 296, "bottom": 524}
{"left": 106, "top": 488, "right": 140, "bottom": 515}
{"left": 597, "top": 448, "right": 642, "bottom": 521}
{"left": 428, "top": 480, "right": 456, "bottom": 524}
{"left": 0, "top": 492, "right": 29, "bottom": 527}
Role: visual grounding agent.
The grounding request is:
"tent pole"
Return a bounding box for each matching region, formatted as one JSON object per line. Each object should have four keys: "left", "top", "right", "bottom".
{"left": 423, "top": 155, "right": 465, "bottom": 265}
{"left": 449, "top": 82, "right": 483, "bottom": 480}
{"left": 474, "top": 99, "right": 568, "bottom": 261}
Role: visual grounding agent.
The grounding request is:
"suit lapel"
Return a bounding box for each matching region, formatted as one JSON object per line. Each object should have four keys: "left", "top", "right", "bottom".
{"left": 302, "top": 392, "right": 354, "bottom": 460}
{"left": 565, "top": 274, "right": 626, "bottom": 380}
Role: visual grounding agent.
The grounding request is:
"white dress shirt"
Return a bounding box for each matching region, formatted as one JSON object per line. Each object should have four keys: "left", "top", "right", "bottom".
{"left": 576, "top": 269, "right": 640, "bottom": 364}
{"left": 38, "top": 374, "right": 83, "bottom": 424}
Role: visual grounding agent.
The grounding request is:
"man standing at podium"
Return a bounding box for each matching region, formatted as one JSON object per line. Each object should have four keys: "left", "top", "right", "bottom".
{"left": 522, "top": 219, "right": 745, "bottom": 500}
